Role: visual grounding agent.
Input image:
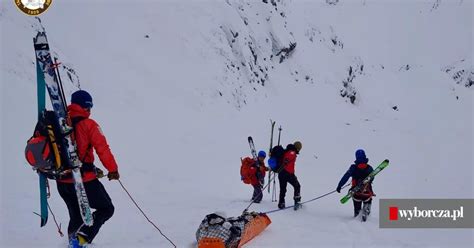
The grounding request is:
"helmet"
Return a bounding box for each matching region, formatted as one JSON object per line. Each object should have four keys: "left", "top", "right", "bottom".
{"left": 355, "top": 149, "right": 368, "bottom": 164}
{"left": 258, "top": 150, "right": 266, "bottom": 158}
{"left": 355, "top": 149, "right": 366, "bottom": 160}
{"left": 71, "top": 90, "right": 93, "bottom": 109}
{"left": 294, "top": 141, "right": 302, "bottom": 152}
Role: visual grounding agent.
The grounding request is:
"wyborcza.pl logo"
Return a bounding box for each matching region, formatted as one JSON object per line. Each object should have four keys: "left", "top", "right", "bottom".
{"left": 389, "top": 206, "right": 464, "bottom": 221}
{"left": 14, "top": 0, "right": 52, "bottom": 16}
{"left": 380, "top": 199, "right": 474, "bottom": 228}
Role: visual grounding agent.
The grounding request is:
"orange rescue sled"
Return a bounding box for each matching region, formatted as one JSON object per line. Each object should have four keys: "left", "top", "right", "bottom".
{"left": 197, "top": 212, "right": 271, "bottom": 248}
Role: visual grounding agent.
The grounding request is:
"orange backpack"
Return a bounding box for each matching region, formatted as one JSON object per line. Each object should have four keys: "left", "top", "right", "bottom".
{"left": 240, "top": 157, "right": 257, "bottom": 184}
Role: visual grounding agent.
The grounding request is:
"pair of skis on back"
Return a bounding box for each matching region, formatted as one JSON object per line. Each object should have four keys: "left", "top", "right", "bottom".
{"left": 34, "top": 25, "right": 93, "bottom": 229}
{"left": 340, "top": 159, "right": 390, "bottom": 204}
{"left": 340, "top": 159, "right": 390, "bottom": 222}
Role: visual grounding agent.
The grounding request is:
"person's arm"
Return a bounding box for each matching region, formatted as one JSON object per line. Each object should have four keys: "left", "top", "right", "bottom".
{"left": 337, "top": 165, "right": 355, "bottom": 192}
{"left": 88, "top": 119, "right": 118, "bottom": 174}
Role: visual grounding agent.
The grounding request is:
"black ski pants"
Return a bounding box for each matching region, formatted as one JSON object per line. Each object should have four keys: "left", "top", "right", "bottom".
{"left": 353, "top": 198, "right": 372, "bottom": 216}
{"left": 252, "top": 183, "right": 263, "bottom": 203}
{"left": 57, "top": 179, "right": 114, "bottom": 242}
{"left": 278, "top": 170, "right": 301, "bottom": 204}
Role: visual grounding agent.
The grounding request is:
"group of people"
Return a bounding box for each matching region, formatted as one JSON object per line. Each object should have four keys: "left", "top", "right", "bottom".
{"left": 243, "top": 141, "right": 303, "bottom": 209}
{"left": 31, "top": 89, "right": 376, "bottom": 247}
{"left": 244, "top": 142, "right": 375, "bottom": 216}
{"left": 243, "top": 141, "right": 302, "bottom": 209}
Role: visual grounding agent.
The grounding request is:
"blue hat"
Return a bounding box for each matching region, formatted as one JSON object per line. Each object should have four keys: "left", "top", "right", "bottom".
{"left": 355, "top": 149, "right": 368, "bottom": 164}
{"left": 71, "top": 90, "right": 93, "bottom": 109}
{"left": 258, "top": 150, "right": 266, "bottom": 158}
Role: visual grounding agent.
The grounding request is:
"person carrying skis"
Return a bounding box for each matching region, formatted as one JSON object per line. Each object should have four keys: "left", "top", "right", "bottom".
{"left": 278, "top": 141, "right": 302, "bottom": 209}
{"left": 241, "top": 151, "right": 268, "bottom": 203}
{"left": 56, "top": 90, "right": 120, "bottom": 247}
{"left": 336, "top": 149, "right": 374, "bottom": 218}
{"left": 251, "top": 151, "right": 268, "bottom": 203}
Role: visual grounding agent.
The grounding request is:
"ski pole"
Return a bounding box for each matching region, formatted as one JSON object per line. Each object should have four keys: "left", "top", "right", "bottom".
{"left": 268, "top": 120, "right": 275, "bottom": 194}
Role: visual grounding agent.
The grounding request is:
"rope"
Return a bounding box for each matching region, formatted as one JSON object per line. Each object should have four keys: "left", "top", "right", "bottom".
{"left": 263, "top": 183, "right": 351, "bottom": 215}
{"left": 117, "top": 179, "right": 177, "bottom": 248}
{"left": 243, "top": 170, "right": 280, "bottom": 211}
{"left": 243, "top": 156, "right": 298, "bottom": 212}
{"left": 33, "top": 203, "right": 64, "bottom": 237}
{"left": 48, "top": 203, "right": 64, "bottom": 237}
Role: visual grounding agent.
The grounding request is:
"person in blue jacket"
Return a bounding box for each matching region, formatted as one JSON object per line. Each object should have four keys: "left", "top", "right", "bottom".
{"left": 336, "top": 149, "right": 374, "bottom": 217}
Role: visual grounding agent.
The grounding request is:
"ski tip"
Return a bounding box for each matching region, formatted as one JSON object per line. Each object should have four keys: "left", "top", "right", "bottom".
{"left": 40, "top": 218, "right": 47, "bottom": 227}
{"left": 248, "top": 136, "right": 252, "bottom": 141}
{"left": 384, "top": 159, "right": 389, "bottom": 163}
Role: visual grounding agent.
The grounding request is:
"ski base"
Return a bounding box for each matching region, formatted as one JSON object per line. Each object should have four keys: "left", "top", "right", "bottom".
{"left": 71, "top": 168, "right": 93, "bottom": 226}
{"left": 39, "top": 173, "right": 48, "bottom": 226}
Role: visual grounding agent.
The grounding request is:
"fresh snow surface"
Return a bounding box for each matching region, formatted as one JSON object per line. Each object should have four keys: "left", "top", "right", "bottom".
{"left": 1, "top": 0, "right": 472, "bottom": 247}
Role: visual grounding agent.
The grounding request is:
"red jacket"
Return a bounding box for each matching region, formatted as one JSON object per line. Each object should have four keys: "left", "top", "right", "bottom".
{"left": 58, "top": 104, "right": 118, "bottom": 183}
{"left": 282, "top": 150, "right": 297, "bottom": 174}
{"left": 250, "top": 160, "right": 266, "bottom": 186}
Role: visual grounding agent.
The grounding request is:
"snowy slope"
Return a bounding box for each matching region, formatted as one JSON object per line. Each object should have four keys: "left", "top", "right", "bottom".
{"left": 1, "top": 0, "right": 473, "bottom": 247}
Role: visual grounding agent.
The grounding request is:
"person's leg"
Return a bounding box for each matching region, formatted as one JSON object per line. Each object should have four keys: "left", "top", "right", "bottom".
{"left": 353, "top": 199, "right": 362, "bottom": 217}
{"left": 79, "top": 179, "right": 114, "bottom": 243}
{"left": 57, "top": 181, "right": 84, "bottom": 237}
{"left": 363, "top": 198, "right": 372, "bottom": 215}
{"left": 287, "top": 174, "right": 301, "bottom": 203}
{"left": 278, "top": 172, "right": 288, "bottom": 208}
{"left": 252, "top": 184, "right": 262, "bottom": 203}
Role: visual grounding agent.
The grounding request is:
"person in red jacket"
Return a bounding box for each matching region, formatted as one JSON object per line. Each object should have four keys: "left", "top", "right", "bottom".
{"left": 57, "top": 90, "right": 120, "bottom": 247}
{"left": 278, "top": 141, "right": 302, "bottom": 209}
{"left": 251, "top": 151, "right": 268, "bottom": 203}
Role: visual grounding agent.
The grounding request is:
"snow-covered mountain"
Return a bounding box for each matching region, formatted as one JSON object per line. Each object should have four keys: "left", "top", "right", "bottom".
{"left": 1, "top": 0, "right": 472, "bottom": 247}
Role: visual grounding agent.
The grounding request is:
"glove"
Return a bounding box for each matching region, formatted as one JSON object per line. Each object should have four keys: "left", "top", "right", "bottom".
{"left": 336, "top": 187, "right": 341, "bottom": 193}
{"left": 107, "top": 171, "right": 120, "bottom": 180}
{"left": 95, "top": 167, "right": 105, "bottom": 178}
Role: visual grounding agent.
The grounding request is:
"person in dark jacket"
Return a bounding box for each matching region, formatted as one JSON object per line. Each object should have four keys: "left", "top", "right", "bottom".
{"left": 336, "top": 149, "right": 374, "bottom": 217}
{"left": 278, "top": 141, "right": 302, "bottom": 209}
{"left": 57, "top": 90, "right": 120, "bottom": 247}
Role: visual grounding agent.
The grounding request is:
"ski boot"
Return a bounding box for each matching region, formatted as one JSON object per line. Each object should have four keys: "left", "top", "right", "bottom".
{"left": 278, "top": 201, "right": 285, "bottom": 209}
{"left": 361, "top": 202, "right": 371, "bottom": 222}
{"left": 69, "top": 233, "right": 88, "bottom": 248}
{"left": 293, "top": 196, "right": 302, "bottom": 211}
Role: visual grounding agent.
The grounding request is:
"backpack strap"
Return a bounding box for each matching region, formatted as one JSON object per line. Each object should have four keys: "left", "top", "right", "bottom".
{"left": 71, "top": 117, "right": 88, "bottom": 159}
{"left": 71, "top": 117, "right": 94, "bottom": 166}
